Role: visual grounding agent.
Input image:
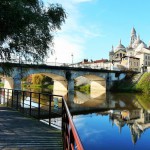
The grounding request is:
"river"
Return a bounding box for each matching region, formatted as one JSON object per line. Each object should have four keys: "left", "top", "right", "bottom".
{"left": 24, "top": 87, "right": 150, "bottom": 150}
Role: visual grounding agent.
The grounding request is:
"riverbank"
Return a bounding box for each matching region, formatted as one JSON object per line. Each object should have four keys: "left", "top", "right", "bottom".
{"left": 110, "top": 72, "right": 150, "bottom": 94}
{"left": 22, "top": 83, "right": 53, "bottom": 91}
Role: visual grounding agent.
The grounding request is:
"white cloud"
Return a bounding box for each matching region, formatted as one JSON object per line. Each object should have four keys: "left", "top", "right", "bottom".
{"left": 47, "top": 35, "right": 84, "bottom": 64}
{"left": 44, "top": 0, "right": 101, "bottom": 64}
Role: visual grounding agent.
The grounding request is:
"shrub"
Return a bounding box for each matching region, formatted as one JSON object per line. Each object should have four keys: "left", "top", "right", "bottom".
{"left": 136, "top": 72, "right": 150, "bottom": 94}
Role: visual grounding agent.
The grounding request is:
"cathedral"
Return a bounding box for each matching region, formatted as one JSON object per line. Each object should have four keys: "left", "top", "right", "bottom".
{"left": 109, "top": 27, "right": 150, "bottom": 71}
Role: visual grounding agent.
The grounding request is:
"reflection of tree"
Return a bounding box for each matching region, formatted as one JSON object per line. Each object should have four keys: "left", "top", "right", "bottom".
{"left": 136, "top": 94, "right": 150, "bottom": 111}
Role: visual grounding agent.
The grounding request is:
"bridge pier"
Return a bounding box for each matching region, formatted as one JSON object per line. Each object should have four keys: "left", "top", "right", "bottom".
{"left": 3, "top": 75, "right": 22, "bottom": 90}
{"left": 13, "top": 76, "right": 22, "bottom": 90}
{"left": 67, "top": 80, "right": 74, "bottom": 92}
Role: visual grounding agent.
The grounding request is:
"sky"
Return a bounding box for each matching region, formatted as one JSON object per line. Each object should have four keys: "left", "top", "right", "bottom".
{"left": 44, "top": 0, "right": 150, "bottom": 64}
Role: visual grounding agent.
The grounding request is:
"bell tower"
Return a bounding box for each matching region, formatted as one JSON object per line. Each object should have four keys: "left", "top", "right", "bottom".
{"left": 130, "top": 27, "right": 137, "bottom": 45}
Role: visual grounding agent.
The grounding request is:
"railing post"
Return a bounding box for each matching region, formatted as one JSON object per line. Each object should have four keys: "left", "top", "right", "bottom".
{"left": 11, "top": 89, "right": 13, "bottom": 108}
{"left": 62, "top": 99, "right": 66, "bottom": 150}
{"left": 62, "top": 99, "right": 84, "bottom": 150}
{"left": 4, "top": 89, "right": 5, "bottom": 105}
{"left": 6, "top": 89, "right": 8, "bottom": 106}
{"left": 29, "top": 92, "right": 32, "bottom": 116}
{"left": 16, "top": 90, "right": 18, "bottom": 110}
{"left": 66, "top": 116, "right": 69, "bottom": 150}
{"left": 38, "top": 93, "right": 41, "bottom": 119}
{"left": 70, "top": 130, "right": 75, "bottom": 150}
{"left": 49, "top": 95, "right": 52, "bottom": 126}
{"left": 22, "top": 91, "right": 25, "bottom": 113}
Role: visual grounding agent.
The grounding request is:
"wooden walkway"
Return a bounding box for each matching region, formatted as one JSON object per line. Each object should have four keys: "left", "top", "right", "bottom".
{"left": 0, "top": 106, "right": 63, "bottom": 150}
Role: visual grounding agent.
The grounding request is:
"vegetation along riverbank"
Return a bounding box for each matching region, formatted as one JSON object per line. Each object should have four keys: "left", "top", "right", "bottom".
{"left": 110, "top": 72, "right": 150, "bottom": 94}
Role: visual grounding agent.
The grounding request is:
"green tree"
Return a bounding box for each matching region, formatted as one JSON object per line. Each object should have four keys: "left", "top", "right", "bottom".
{"left": 41, "top": 76, "right": 53, "bottom": 85}
{"left": 0, "top": 0, "right": 66, "bottom": 62}
{"left": 32, "top": 74, "right": 43, "bottom": 85}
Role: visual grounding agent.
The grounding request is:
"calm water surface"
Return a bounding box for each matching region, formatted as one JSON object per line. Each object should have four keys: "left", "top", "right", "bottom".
{"left": 71, "top": 92, "right": 150, "bottom": 150}
{"left": 24, "top": 88, "right": 150, "bottom": 150}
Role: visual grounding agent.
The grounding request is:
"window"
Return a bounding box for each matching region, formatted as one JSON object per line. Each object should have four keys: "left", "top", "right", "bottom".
{"left": 134, "top": 62, "right": 136, "bottom": 66}
{"left": 145, "top": 55, "right": 147, "bottom": 59}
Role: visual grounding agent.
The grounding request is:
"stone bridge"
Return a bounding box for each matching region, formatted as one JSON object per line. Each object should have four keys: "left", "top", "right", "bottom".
{"left": 0, "top": 63, "right": 129, "bottom": 92}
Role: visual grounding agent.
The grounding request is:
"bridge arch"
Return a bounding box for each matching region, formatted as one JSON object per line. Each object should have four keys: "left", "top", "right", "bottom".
{"left": 72, "top": 72, "right": 107, "bottom": 94}
{"left": 0, "top": 64, "right": 127, "bottom": 93}
{"left": 23, "top": 71, "right": 68, "bottom": 92}
{"left": 2, "top": 68, "right": 69, "bottom": 92}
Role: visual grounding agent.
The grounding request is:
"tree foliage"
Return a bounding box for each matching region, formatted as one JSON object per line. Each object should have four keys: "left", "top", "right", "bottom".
{"left": 31, "top": 74, "right": 53, "bottom": 85}
{"left": 0, "top": 0, "right": 66, "bottom": 62}
{"left": 32, "top": 74, "right": 44, "bottom": 85}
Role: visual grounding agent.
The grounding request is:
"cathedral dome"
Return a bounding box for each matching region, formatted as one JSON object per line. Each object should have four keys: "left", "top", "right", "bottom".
{"left": 135, "top": 42, "right": 147, "bottom": 52}
{"left": 115, "top": 40, "right": 126, "bottom": 52}
{"left": 132, "top": 35, "right": 143, "bottom": 48}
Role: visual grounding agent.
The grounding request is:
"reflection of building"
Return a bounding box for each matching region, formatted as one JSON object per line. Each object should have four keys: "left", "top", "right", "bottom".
{"left": 108, "top": 108, "right": 150, "bottom": 144}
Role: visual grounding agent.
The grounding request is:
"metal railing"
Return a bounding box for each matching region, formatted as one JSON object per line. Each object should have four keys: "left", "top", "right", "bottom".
{"left": 0, "top": 88, "right": 84, "bottom": 150}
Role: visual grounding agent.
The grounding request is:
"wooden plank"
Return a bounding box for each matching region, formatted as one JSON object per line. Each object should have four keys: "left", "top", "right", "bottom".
{"left": 0, "top": 106, "right": 63, "bottom": 149}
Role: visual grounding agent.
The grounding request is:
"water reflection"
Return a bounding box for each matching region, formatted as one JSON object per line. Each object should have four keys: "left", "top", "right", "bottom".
{"left": 72, "top": 93, "right": 150, "bottom": 150}
{"left": 21, "top": 88, "right": 150, "bottom": 149}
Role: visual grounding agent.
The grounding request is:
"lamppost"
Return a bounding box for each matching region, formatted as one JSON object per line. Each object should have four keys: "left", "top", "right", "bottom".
{"left": 71, "top": 53, "right": 73, "bottom": 64}
{"left": 55, "top": 57, "right": 57, "bottom": 66}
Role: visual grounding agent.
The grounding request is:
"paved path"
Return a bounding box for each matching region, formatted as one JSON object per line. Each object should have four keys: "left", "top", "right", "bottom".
{"left": 0, "top": 106, "right": 63, "bottom": 150}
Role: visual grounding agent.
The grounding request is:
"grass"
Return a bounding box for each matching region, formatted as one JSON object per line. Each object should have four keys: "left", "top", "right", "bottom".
{"left": 75, "top": 84, "right": 90, "bottom": 94}
{"left": 110, "top": 72, "right": 150, "bottom": 94}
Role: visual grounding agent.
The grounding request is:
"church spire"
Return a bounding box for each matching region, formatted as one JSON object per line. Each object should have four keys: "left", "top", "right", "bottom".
{"left": 111, "top": 45, "right": 114, "bottom": 52}
{"left": 119, "top": 39, "right": 122, "bottom": 45}
{"left": 130, "top": 27, "right": 137, "bottom": 45}
{"left": 131, "top": 27, "right": 136, "bottom": 35}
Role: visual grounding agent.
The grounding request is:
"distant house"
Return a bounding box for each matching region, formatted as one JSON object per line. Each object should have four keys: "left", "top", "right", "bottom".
{"left": 121, "top": 56, "right": 140, "bottom": 71}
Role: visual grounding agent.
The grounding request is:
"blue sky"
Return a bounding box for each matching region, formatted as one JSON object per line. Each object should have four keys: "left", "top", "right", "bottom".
{"left": 44, "top": 0, "right": 150, "bottom": 63}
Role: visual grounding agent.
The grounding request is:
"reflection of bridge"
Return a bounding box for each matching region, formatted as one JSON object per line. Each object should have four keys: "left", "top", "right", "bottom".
{"left": 1, "top": 62, "right": 129, "bottom": 92}
{"left": 60, "top": 91, "right": 139, "bottom": 115}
